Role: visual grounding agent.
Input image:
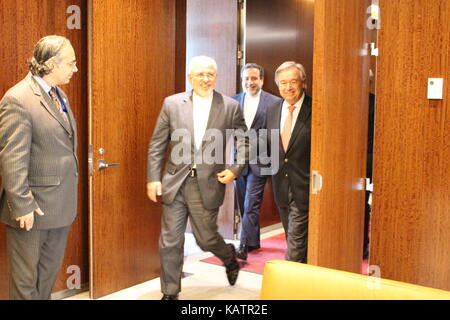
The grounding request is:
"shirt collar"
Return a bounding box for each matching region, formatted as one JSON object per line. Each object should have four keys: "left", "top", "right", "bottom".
{"left": 192, "top": 90, "right": 213, "bottom": 102}
{"left": 283, "top": 92, "right": 305, "bottom": 109}
{"left": 245, "top": 89, "right": 262, "bottom": 100}
{"left": 33, "top": 75, "right": 53, "bottom": 95}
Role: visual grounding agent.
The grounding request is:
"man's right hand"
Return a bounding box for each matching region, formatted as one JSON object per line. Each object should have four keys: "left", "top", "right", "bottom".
{"left": 146, "top": 181, "right": 162, "bottom": 202}
{"left": 15, "top": 208, "right": 45, "bottom": 231}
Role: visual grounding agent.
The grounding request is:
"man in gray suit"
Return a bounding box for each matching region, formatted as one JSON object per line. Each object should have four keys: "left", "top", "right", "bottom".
{"left": 232, "top": 63, "right": 281, "bottom": 260}
{"left": 147, "top": 56, "right": 248, "bottom": 300}
{"left": 0, "top": 35, "right": 79, "bottom": 300}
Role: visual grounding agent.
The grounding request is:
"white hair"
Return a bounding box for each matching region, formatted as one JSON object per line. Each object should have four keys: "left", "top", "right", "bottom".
{"left": 275, "top": 61, "right": 307, "bottom": 89}
{"left": 188, "top": 56, "right": 218, "bottom": 74}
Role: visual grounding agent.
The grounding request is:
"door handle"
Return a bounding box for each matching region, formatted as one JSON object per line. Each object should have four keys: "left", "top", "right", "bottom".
{"left": 311, "top": 170, "right": 323, "bottom": 194}
{"left": 98, "top": 160, "right": 120, "bottom": 171}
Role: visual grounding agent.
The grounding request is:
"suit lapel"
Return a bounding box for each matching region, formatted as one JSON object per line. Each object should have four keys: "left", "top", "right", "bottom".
{"left": 273, "top": 100, "right": 286, "bottom": 157}
{"left": 251, "top": 90, "right": 267, "bottom": 129}
{"left": 238, "top": 93, "right": 245, "bottom": 112}
{"left": 182, "top": 92, "right": 196, "bottom": 152}
{"left": 28, "top": 75, "right": 72, "bottom": 134}
{"left": 201, "top": 90, "right": 222, "bottom": 152}
{"left": 286, "top": 95, "right": 311, "bottom": 152}
{"left": 57, "top": 87, "right": 76, "bottom": 134}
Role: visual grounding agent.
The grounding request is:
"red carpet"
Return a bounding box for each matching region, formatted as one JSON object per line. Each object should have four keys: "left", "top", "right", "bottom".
{"left": 201, "top": 232, "right": 371, "bottom": 275}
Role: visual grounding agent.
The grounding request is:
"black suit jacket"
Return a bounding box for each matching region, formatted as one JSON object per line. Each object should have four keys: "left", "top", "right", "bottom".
{"left": 266, "top": 95, "right": 312, "bottom": 211}
{"left": 232, "top": 90, "right": 281, "bottom": 176}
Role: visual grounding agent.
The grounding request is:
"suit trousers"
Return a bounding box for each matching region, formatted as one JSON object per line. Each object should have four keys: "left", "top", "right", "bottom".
{"left": 159, "top": 175, "right": 234, "bottom": 295}
{"left": 278, "top": 188, "right": 308, "bottom": 263}
{"left": 6, "top": 225, "right": 71, "bottom": 300}
{"left": 235, "top": 170, "right": 267, "bottom": 248}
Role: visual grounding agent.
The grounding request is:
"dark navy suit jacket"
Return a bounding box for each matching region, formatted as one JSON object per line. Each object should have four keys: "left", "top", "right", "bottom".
{"left": 232, "top": 90, "right": 281, "bottom": 176}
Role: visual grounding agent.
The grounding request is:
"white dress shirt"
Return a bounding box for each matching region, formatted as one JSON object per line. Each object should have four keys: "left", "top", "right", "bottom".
{"left": 243, "top": 90, "right": 261, "bottom": 129}
{"left": 192, "top": 91, "right": 213, "bottom": 151}
{"left": 280, "top": 93, "right": 305, "bottom": 133}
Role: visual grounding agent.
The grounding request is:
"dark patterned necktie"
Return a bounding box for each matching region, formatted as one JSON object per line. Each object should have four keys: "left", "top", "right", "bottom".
{"left": 49, "top": 87, "right": 69, "bottom": 124}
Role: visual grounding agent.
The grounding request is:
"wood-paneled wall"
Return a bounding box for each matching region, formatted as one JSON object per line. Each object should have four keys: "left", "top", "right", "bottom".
{"left": 246, "top": 0, "right": 314, "bottom": 96}
{"left": 0, "top": 0, "right": 89, "bottom": 299}
{"left": 185, "top": 0, "right": 238, "bottom": 96}
{"left": 371, "top": 0, "right": 450, "bottom": 290}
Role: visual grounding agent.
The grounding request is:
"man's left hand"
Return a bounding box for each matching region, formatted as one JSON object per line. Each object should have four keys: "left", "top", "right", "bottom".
{"left": 217, "top": 169, "right": 236, "bottom": 184}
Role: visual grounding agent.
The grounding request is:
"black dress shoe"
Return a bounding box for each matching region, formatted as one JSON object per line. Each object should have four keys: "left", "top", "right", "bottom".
{"left": 161, "top": 294, "right": 179, "bottom": 300}
{"left": 236, "top": 245, "right": 248, "bottom": 260}
{"left": 225, "top": 244, "right": 240, "bottom": 285}
{"left": 247, "top": 244, "right": 260, "bottom": 252}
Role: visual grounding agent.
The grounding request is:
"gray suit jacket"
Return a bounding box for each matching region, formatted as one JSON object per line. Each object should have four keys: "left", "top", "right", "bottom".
{"left": 0, "top": 73, "right": 79, "bottom": 229}
{"left": 147, "top": 90, "right": 248, "bottom": 210}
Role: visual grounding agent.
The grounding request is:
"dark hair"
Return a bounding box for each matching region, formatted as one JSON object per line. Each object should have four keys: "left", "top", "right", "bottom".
{"left": 241, "top": 63, "right": 264, "bottom": 79}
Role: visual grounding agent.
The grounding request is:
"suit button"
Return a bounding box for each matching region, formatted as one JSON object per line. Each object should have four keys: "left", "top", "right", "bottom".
{"left": 284, "top": 158, "right": 288, "bottom": 163}
{"left": 285, "top": 174, "right": 288, "bottom": 177}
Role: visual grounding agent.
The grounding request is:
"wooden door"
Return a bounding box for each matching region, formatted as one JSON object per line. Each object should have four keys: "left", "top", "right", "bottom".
{"left": 89, "top": 0, "right": 176, "bottom": 298}
{"left": 185, "top": 0, "right": 238, "bottom": 238}
{"left": 370, "top": 0, "right": 450, "bottom": 290}
{"left": 308, "top": 0, "right": 371, "bottom": 273}
{"left": 0, "top": 0, "right": 89, "bottom": 299}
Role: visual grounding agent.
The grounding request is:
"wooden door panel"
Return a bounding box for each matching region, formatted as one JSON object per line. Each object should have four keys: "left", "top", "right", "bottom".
{"left": 89, "top": 0, "right": 176, "bottom": 298}
{"left": 371, "top": 0, "right": 450, "bottom": 290}
{"left": 246, "top": 0, "right": 315, "bottom": 97}
{"left": 0, "top": 0, "right": 89, "bottom": 299}
{"left": 308, "top": 0, "right": 370, "bottom": 273}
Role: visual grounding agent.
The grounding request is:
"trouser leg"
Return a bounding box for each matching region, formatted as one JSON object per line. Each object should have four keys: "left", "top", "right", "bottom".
{"left": 159, "top": 186, "right": 189, "bottom": 295}
{"left": 234, "top": 171, "right": 247, "bottom": 219}
{"left": 240, "top": 173, "right": 266, "bottom": 247}
{"left": 6, "top": 226, "right": 41, "bottom": 300}
{"left": 278, "top": 206, "right": 290, "bottom": 238}
{"left": 185, "top": 177, "right": 234, "bottom": 266}
{"left": 278, "top": 189, "right": 309, "bottom": 263}
{"left": 285, "top": 189, "right": 308, "bottom": 263}
{"left": 36, "top": 226, "right": 71, "bottom": 300}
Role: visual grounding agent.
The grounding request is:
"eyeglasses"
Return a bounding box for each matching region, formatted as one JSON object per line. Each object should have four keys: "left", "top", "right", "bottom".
{"left": 192, "top": 72, "right": 216, "bottom": 80}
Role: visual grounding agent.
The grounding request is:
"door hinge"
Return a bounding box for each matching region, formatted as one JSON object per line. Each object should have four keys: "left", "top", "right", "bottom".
{"left": 237, "top": 50, "right": 244, "bottom": 60}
